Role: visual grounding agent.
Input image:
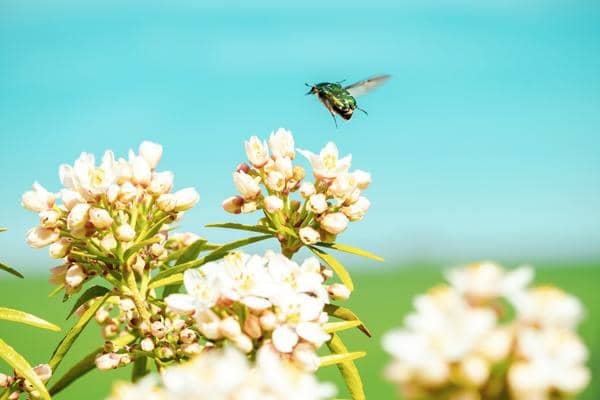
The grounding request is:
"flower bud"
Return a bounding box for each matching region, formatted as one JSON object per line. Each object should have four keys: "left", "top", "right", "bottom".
{"left": 150, "top": 243, "right": 165, "bottom": 257}
{"left": 157, "top": 193, "right": 176, "bottom": 212}
{"left": 232, "top": 334, "right": 253, "bottom": 354}
{"left": 241, "top": 201, "right": 257, "bottom": 214}
{"left": 100, "top": 234, "right": 117, "bottom": 251}
{"left": 119, "top": 182, "right": 138, "bottom": 203}
{"left": 173, "top": 188, "right": 199, "bottom": 212}
{"left": 243, "top": 315, "right": 262, "bottom": 339}
{"left": 48, "top": 238, "right": 70, "bottom": 259}
{"left": 299, "top": 227, "right": 321, "bottom": 245}
{"left": 459, "top": 355, "right": 490, "bottom": 387}
{"left": 119, "top": 297, "right": 135, "bottom": 312}
{"left": 320, "top": 212, "right": 349, "bottom": 235}
{"left": 131, "top": 156, "right": 152, "bottom": 186}
{"left": 89, "top": 208, "right": 113, "bottom": 229}
{"left": 222, "top": 196, "right": 244, "bottom": 214}
{"left": 102, "top": 322, "right": 119, "bottom": 338}
{"left": 65, "top": 264, "right": 86, "bottom": 288}
{"left": 181, "top": 343, "right": 202, "bottom": 356}
{"left": 132, "top": 255, "right": 146, "bottom": 275}
{"left": 22, "top": 182, "right": 55, "bottom": 212}
{"left": 95, "top": 353, "right": 120, "bottom": 370}
{"left": 67, "top": 203, "right": 90, "bottom": 233}
{"left": 353, "top": 169, "right": 371, "bottom": 189}
{"left": 156, "top": 346, "right": 175, "bottom": 360}
{"left": 245, "top": 136, "right": 270, "bottom": 167}
{"left": 342, "top": 197, "right": 370, "bottom": 221}
{"left": 272, "top": 325, "right": 299, "bottom": 353}
{"left": 95, "top": 307, "right": 109, "bottom": 324}
{"left": 106, "top": 184, "right": 120, "bottom": 204}
{"left": 39, "top": 210, "right": 60, "bottom": 229}
{"left": 32, "top": 364, "right": 52, "bottom": 382}
{"left": 180, "top": 328, "right": 197, "bottom": 344}
{"left": 259, "top": 311, "right": 277, "bottom": 331}
{"left": 219, "top": 317, "right": 242, "bottom": 339}
{"left": 275, "top": 157, "right": 293, "bottom": 178}
{"left": 263, "top": 195, "right": 283, "bottom": 213}
{"left": 140, "top": 337, "right": 155, "bottom": 352}
{"left": 26, "top": 227, "right": 59, "bottom": 248}
{"left": 60, "top": 189, "right": 84, "bottom": 210}
{"left": 233, "top": 171, "right": 261, "bottom": 199}
{"left": 299, "top": 182, "right": 316, "bottom": 198}
{"left": 118, "top": 354, "right": 132, "bottom": 366}
{"left": 148, "top": 171, "right": 173, "bottom": 195}
{"left": 307, "top": 194, "right": 328, "bottom": 214}
{"left": 293, "top": 343, "right": 320, "bottom": 372}
{"left": 151, "top": 321, "right": 166, "bottom": 339}
{"left": 269, "top": 128, "right": 295, "bottom": 159}
{"left": 116, "top": 223, "right": 136, "bottom": 242}
{"left": 328, "top": 283, "right": 351, "bottom": 300}
{"left": 0, "top": 373, "right": 13, "bottom": 388}
{"left": 139, "top": 141, "right": 163, "bottom": 170}
{"left": 236, "top": 163, "right": 251, "bottom": 174}
{"left": 265, "top": 171, "right": 285, "bottom": 192}
{"left": 293, "top": 165, "right": 305, "bottom": 181}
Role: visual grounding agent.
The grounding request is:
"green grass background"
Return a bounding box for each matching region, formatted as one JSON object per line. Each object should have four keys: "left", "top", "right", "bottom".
{"left": 0, "top": 264, "right": 598, "bottom": 399}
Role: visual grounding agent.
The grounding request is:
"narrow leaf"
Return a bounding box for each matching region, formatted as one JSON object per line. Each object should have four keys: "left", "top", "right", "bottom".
{"left": 140, "top": 214, "right": 173, "bottom": 241}
{"left": 206, "top": 223, "right": 275, "bottom": 235}
{"left": 324, "top": 304, "right": 371, "bottom": 337}
{"left": 149, "top": 274, "right": 182, "bottom": 290}
{"left": 48, "top": 285, "right": 64, "bottom": 298}
{"left": 66, "top": 285, "right": 110, "bottom": 319}
{"left": 49, "top": 292, "right": 110, "bottom": 371}
{"left": 323, "top": 320, "right": 363, "bottom": 334}
{"left": 309, "top": 246, "right": 354, "bottom": 291}
{"left": 315, "top": 242, "right": 384, "bottom": 262}
{"left": 0, "top": 262, "right": 24, "bottom": 278}
{"left": 131, "top": 356, "right": 152, "bottom": 382}
{"left": 327, "top": 334, "right": 366, "bottom": 400}
{"left": 0, "top": 339, "right": 51, "bottom": 400}
{"left": 49, "top": 333, "right": 134, "bottom": 396}
{"left": 319, "top": 351, "right": 366, "bottom": 367}
{"left": 0, "top": 307, "right": 60, "bottom": 332}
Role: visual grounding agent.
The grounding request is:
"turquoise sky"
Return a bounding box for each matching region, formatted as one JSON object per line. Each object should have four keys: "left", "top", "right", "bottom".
{"left": 1, "top": 0, "right": 599, "bottom": 271}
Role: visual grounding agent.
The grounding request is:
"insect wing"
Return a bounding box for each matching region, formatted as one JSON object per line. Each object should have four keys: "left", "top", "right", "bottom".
{"left": 344, "top": 74, "right": 391, "bottom": 97}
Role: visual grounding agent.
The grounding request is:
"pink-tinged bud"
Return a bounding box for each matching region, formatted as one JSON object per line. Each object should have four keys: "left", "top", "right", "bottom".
{"left": 320, "top": 212, "right": 349, "bottom": 235}
{"left": 106, "top": 184, "right": 120, "bottom": 204}
{"left": 89, "top": 208, "right": 113, "bottom": 229}
{"left": 95, "top": 308, "right": 109, "bottom": 324}
{"left": 265, "top": 171, "right": 285, "bottom": 192}
{"left": 32, "top": 364, "right": 52, "bottom": 382}
{"left": 243, "top": 315, "right": 262, "bottom": 339}
{"left": 65, "top": 264, "right": 86, "bottom": 288}
{"left": 95, "top": 353, "right": 121, "bottom": 370}
{"left": 22, "top": 182, "right": 55, "bottom": 212}
{"left": 67, "top": 203, "right": 90, "bottom": 232}
{"left": 259, "top": 311, "right": 277, "bottom": 331}
{"left": 48, "top": 239, "right": 70, "bottom": 260}
{"left": 263, "top": 195, "right": 283, "bottom": 213}
{"left": 180, "top": 328, "right": 197, "bottom": 344}
{"left": 151, "top": 321, "right": 166, "bottom": 339}
{"left": 245, "top": 136, "right": 270, "bottom": 168}
{"left": 100, "top": 234, "right": 117, "bottom": 251}
{"left": 148, "top": 171, "right": 174, "bottom": 195}
{"left": 269, "top": 128, "right": 295, "bottom": 159}
{"left": 131, "top": 156, "right": 152, "bottom": 186}
{"left": 222, "top": 196, "right": 244, "bottom": 214}
{"left": 233, "top": 171, "right": 261, "bottom": 199}
{"left": 39, "top": 210, "right": 60, "bottom": 229}
{"left": 0, "top": 373, "right": 13, "bottom": 388}
{"left": 26, "top": 227, "right": 59, "bottom": 248}
{"left": 139, "top": 141, "right": 163, "bottom": 170}
{"left": 352, "top": 169, "right": 371, "bottom": 190}
{"left": 150, "top": 243, "right": 165, "bottom": 257}
{"left": 181, "top": 343, "right": 202, "bottom": 356}
{"left": 156, "top": 193, "right": 176, "bottom": 212}
{"left": 328, "top": 283, "right": 351, "bottom": 300}
{"left": 299, "top": 182, "right": 316, "bottom": 198}
{"left": 299, "top": 226, "right": 321, "bottom": 245}
{"left": 119, "top": 297, "right": 135, "bottom": 312}
{"left": 173, "top": 187, "right": 199, "bottom": 212}
{"left": 236, "top": 163, "right": 251, "bottom": 174}
{"left": 241, "top": 201, "right": 258, "bottom": 214}
{"left": 307, "top": 194, "right": 328, "bottom": 214}
{"left": 272, "top": 325, "right": 299, "bottom": 353}
{"left": 233, "top": 334, "right": 253, "bottom": 354}
{"left": 321, "top": 267, "right": 334, "bottom": 280}
{"left": 172, "top": 318, "right": 186, "bottom": 331}
{"left": 219, "top": 317, "right": 242, "bottom": 339}
{"left": 115, "top": 223, "right": 136, "bottom": 242}
{"left": 140, "top": 337, "right": 155, "bottom": 352}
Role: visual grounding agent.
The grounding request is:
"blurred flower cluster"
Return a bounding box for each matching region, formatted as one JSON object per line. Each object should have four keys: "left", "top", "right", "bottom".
{"left": 22, "top": 141, "right": 199, "bottom": 296}
{"left": 223, "top": 129, "right": 371, "bottom": 256}
{"left": 165, "top": 251, "right": 348, "bottom": 371}
{"left": 0, "top": 364, "right": 52, "bottom": 400}
{"left": 382, "top": 261, "right": 590, "bottom": 400}
{"left": 108, "top": 346, "right": 335, "bottom": 400}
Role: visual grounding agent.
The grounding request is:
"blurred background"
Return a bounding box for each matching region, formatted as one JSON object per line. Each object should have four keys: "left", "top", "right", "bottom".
{"left": 0, "top": 0, "right": 598, "bottom": 398}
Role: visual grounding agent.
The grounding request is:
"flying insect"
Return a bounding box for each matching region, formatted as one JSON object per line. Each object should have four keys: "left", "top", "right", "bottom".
{"left": 305, "top": 74, "right": 390, "bottom": 127}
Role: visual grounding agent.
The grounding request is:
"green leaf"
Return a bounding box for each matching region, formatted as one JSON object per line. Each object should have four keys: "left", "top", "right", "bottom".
{"left": 131, "top": 356, "right": 152, "bottom": 382}
{"left": 149, "top": 234, "right": 272, "bottom": 285}
{"left": 49, "top": 333, "right": 135, "bottom": 396}
{"left": 319, "top": 351, "right": 366, "bottom": 367}
{"left": 206, "top": 222, "right": 275, "bottom": 235}
{"left": 315, "top": 242, "right": 384, "bottom": 262}
{"left": 162, "top": 239, "right": 207, "bottom": 297}
{"left": 149, "top": 273, "right": 182, "bottom": 290}
{"left": 0, "top": 307, "right": 60, "bottom": 332}
{"left": 324, "top": 304, "right": 371, "bottom": 337}
{"left": 0, "top": 262, "right": 24, "bottom": 278}
{"left": 48, "top": 285, "right": 64, "bottom": 298}
{"left": 48, "top": 292, "right": 110, "bottom": 371}
{"left": 327, "top": 334, "right": 365, "bottom": 400}
{"left": 0, "top": 339, "right": 51, "bottom": 400}
{"left": 309, "top": 246, "right": 354, "bottom": 291}
{"left": 323, "top": 320, "right": 363, "bottom": 334}
{"left": 140, "top": 214, "right": 173, "bottom": 241}
{"left": 66, "top": 285, "right": 110, "bottom": 319}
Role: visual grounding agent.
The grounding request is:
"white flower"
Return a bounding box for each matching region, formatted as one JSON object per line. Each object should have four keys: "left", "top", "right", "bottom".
{"left": 272, "top": 325, "right": 299, "bottom": 353}
{"left": 26, "top": 227, "right": 59, "bottom": 248}
{"left": 298, "top": 142, "right": 351, "bottom": 180}
{"left": 274, "top": 156, "right": 293, "bottom": 178}
{"left": 49, "top": 238, "right": 71, "bottom": 259}
{"left": 342, "top": 196, "right": 370, "bottom": 221}
{"left": 60, "top": 151, "right": 117, "bottom": 200}
{"left": 116, "top": 223, "right": 136, "bottom": 242}
{"left": 233, "top": 171, "right": 261, "bottom": 199}
{"left": 299, "top": 227, "right": 321, "bottom": 245}
{"left": 352, "top": 170, "right": 371, "bottom": 189}
{"left": 264, "top": 195, "right": 283, "bottom": 213}
{"left": 131, "top": 155, "right": 152, "bottom": 186}
{"left": 269, "top": 128, "right": 295, "bottom": 159}
{"left": 65, "top": 264, "right": 86, "bottom": 288}
{"left": 320, "top": 212, "right": 349, "bottom": 235}
{"left": 156, "top": 194, "right": 176, "bottom": 212}
{"left": 60, "top": 189, "right": 84, "bottom": 210}
{"left": 39, "top": 210, "right": 61, "bottom": 228}
{"left": 148, "top": 171, "right": 174, "bottom": 195}
{"left": 67, "top": 203, "right": 91, "bottom": 233}
{"left": 139, "top": 141, "right": 163, "bottom": 170}
{"left": 299, "top": 182, "right": 316, "bottom": 198}
{"left": 512, "top": 286, "right": 584, "bottom": 329}
{"left": 96, "top": 353, "right": 121, "bottom": 371}
{"left": 307, "top": 194, "right": 328, "bottom": 214}
{"left": 89, "top": 208, "right": 113, "bottom": 229}
{"left": 265, "top": 171, "right": 285, "bottom": 192}
{"left": 328, "top": 172, "right": 357, "bottom": 199}
{"left": 245, "top": 136, "right": 270, "bottom": 167}
{"left": 22, "top": 182, "right": 55, "bottom": 212}
{"left": 173, "top": 187, "right": 199, "bottom": 212}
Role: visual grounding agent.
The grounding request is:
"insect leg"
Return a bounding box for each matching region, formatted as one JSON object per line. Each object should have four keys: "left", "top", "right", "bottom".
{"left": 357, "top": 106, "right": 369, "bottom": 116}
{"left": 329, "top": 111, "right": 338, "bottom": 128}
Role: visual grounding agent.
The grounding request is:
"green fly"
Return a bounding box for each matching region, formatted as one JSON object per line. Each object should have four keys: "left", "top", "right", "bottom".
{"left": 306, "top": 74, "right": 390, "bottom": 127}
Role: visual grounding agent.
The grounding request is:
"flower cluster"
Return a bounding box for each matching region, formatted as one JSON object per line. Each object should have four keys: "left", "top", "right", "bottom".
{"left": 0, "top": 364, "right": 52, "bottom": 400}
{"left": 108, "top": 346, "right": 336, "bottom": 400}
{"left": 223, "top": 129, "right": 371, "bottom": 255}
{"left": 382, "top": 262, "right": 590, "bottom": 400}
{"left": 165, "top": 251, "right": 347, "bottom": 371}
{"left": 22, "top": 142, "right": 199, "bottom": 294}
